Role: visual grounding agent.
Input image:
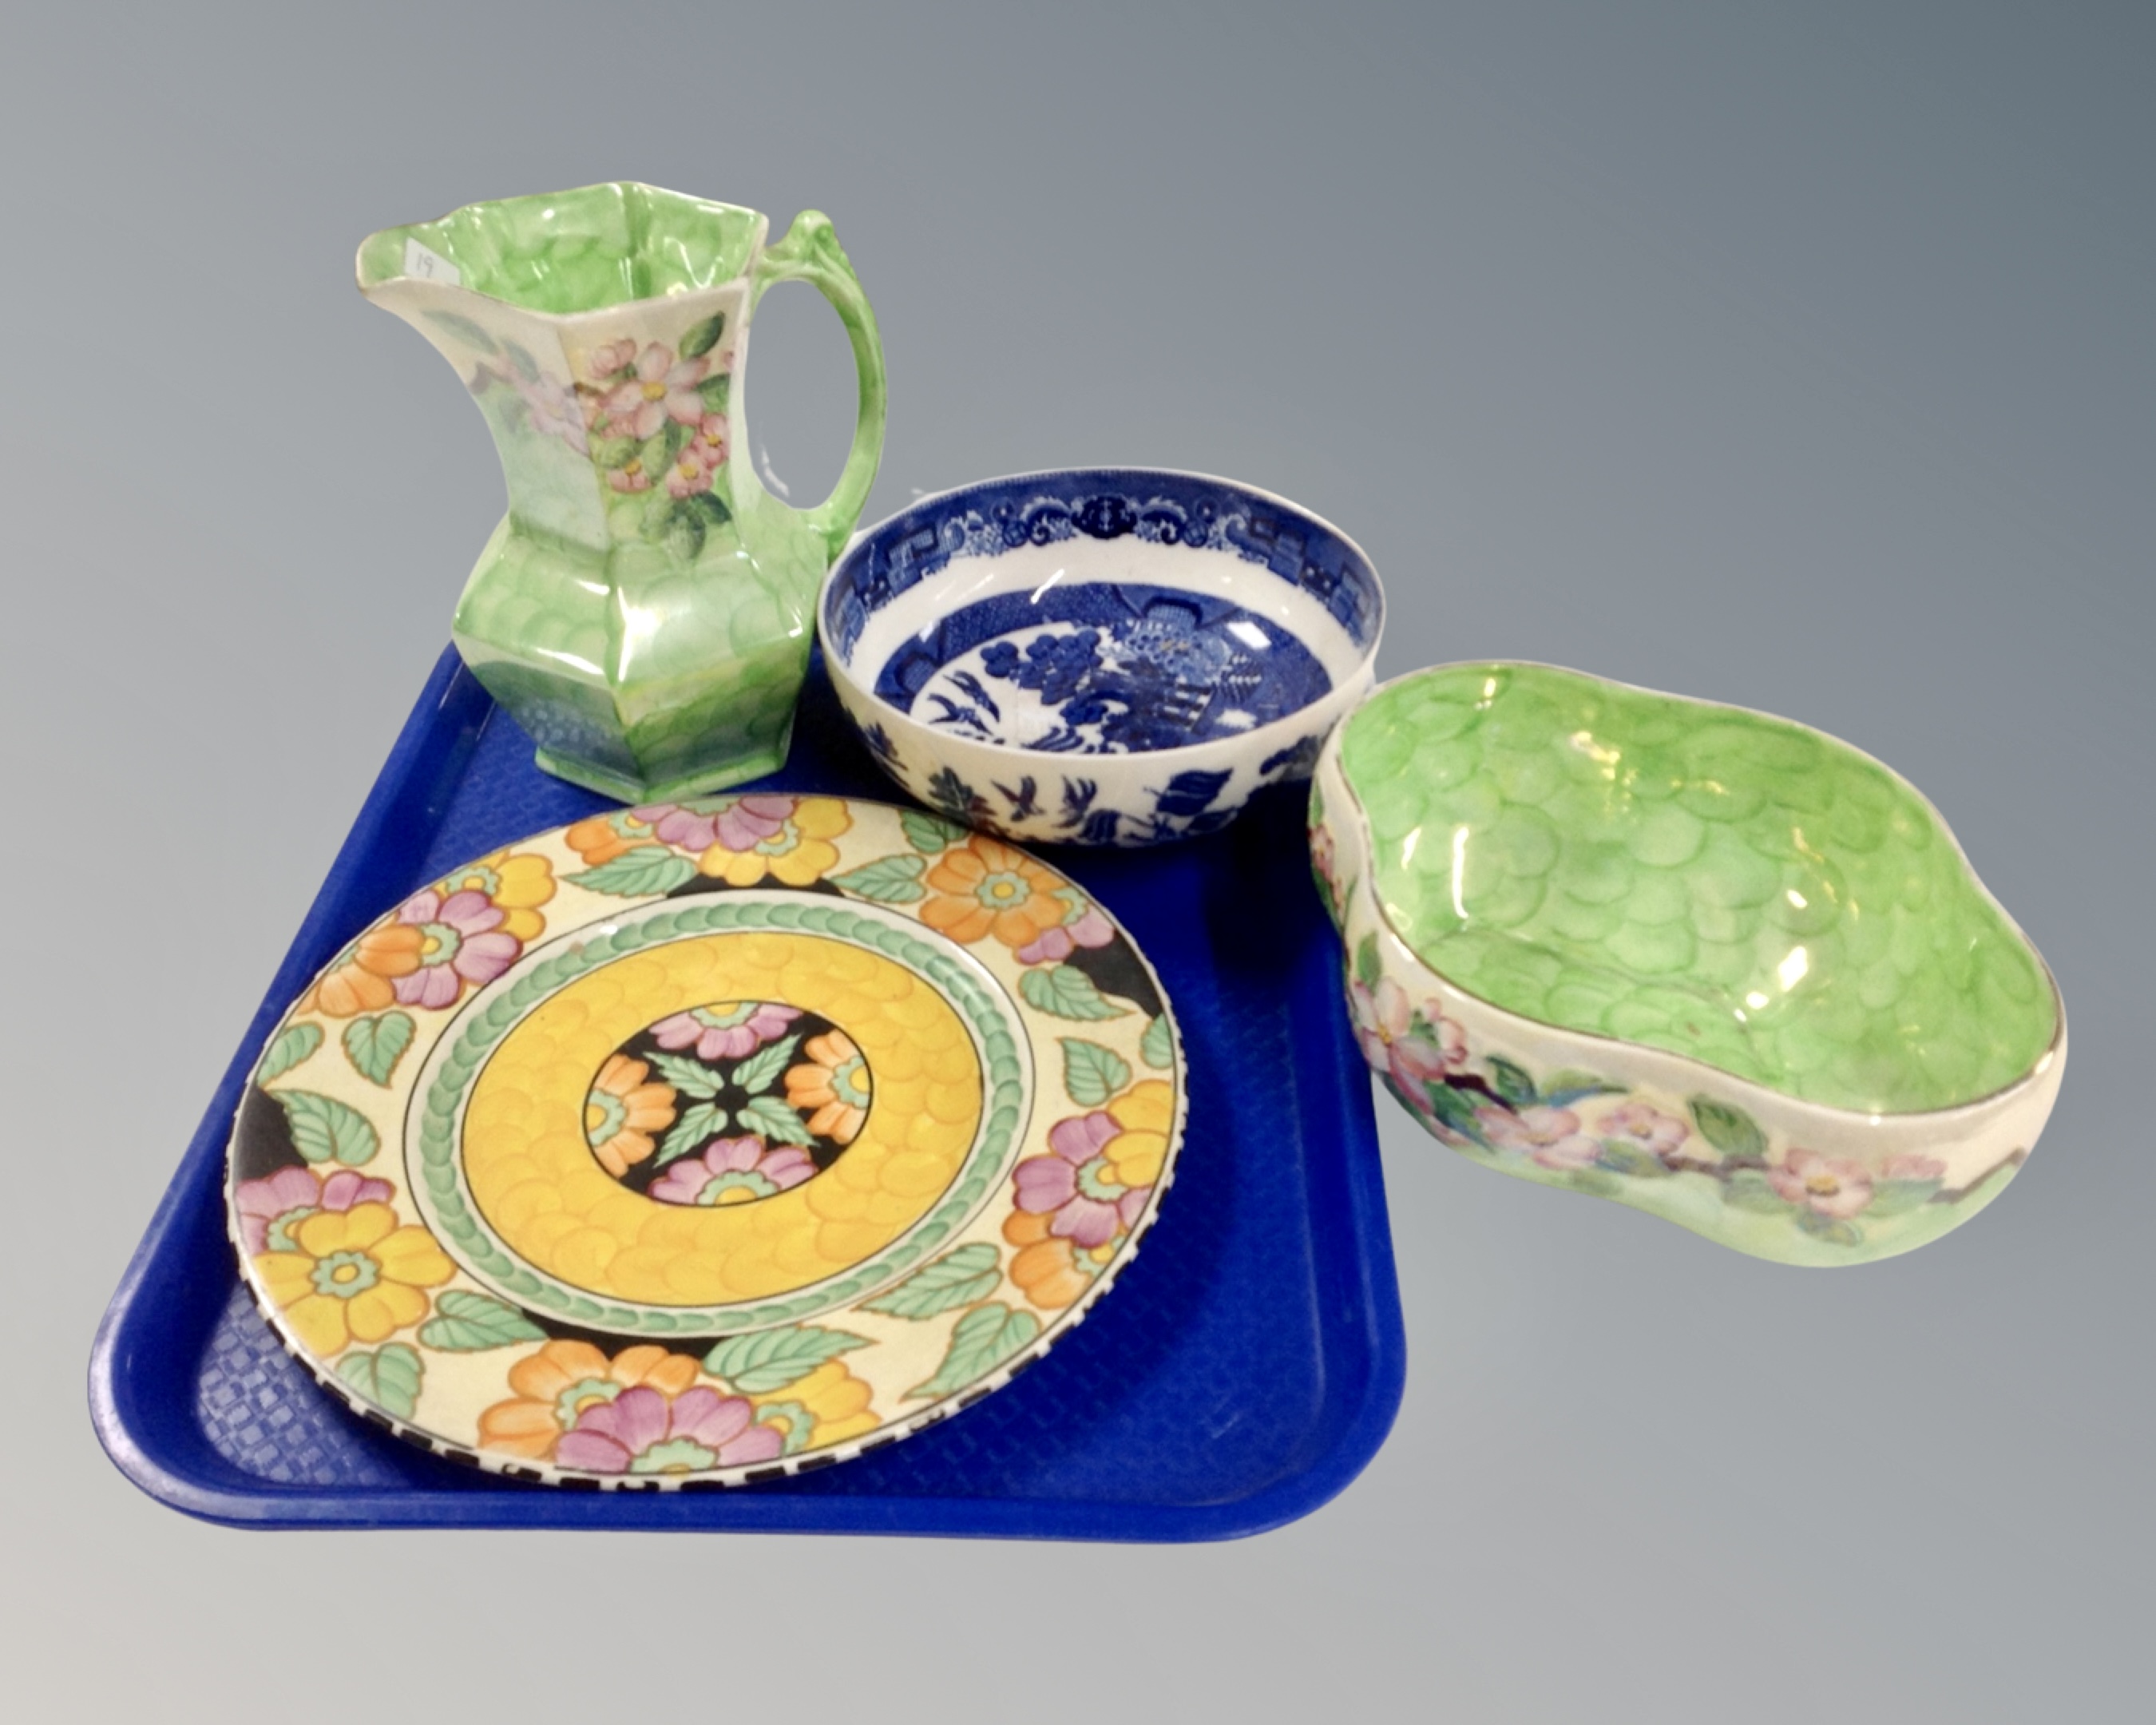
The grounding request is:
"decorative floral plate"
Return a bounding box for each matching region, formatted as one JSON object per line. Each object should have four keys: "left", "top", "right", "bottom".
{"left": 224, "top": 795, "right": 1184, "bottom": 1488}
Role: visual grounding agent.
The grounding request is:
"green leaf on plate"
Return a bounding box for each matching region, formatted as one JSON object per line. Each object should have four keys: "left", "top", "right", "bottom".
{"left": 730, "top": 1034, "right": 801, "bottom": 1099}
{"left": 567, "top": 848, "right": 697, "bottom": 897}
{"left": 648, "top": 1051, "right": 725, "bottom": 1100}
{"left": 258, "top": 1022, "right": 322, "bottom": 1083}
{"left": 1060, "top": 1038, "right": 1131, "bottom": 1107}
{"left": 335, "top": 1342, "right": 422, "bottom": 1418}
{"left": 906, "top": 1303, "right": 1040, "bottom": 1402}
{"left": 738, "top": 1094, "right": 816, "bottom": 1147}
{"left": 901, "top": 809, "right": 964, "bottom": 854}
{"left": 417, "top": 1289, "right": 547, "bottom": 1351}
{"left": 652, "top": 1100, "right": 727, "bottom": 1168}
{"left": 1018, "top": 964, "right": 1127, "bottom": 1022}
{"left": 1139, "top": 1013, "right": 1173, "bottom": 1070}
{"left": 343, "top": 1011, "right": 414, "bottom": 1088}
{"left": 829, "top": 853, "right": 927, "bottom": 904}
{"left": 860, "top": 1243, "right": 1002, "bottom": 1319}
{"left": 275, "top": 1090, "right": 379, "bottom": 1167}
{"left": 703, "top": 1325, "right": 868, "bottom": 1394}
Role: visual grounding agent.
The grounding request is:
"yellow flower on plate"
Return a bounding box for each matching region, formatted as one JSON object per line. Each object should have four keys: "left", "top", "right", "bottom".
{"left": 254, "top": 1202, "right": 454, "bottom": 1358}
{"left": 751, "top": 1359, "right": 880, "bottom": 1451}
{"left": 695, "top": 795, "right": 853, "bottom": 886}
{"left": 440, "top": 848, "right": 557, "bottom": 942}
{"left": 1103, "top": 1079, "right": 1174, "bottom": 1190}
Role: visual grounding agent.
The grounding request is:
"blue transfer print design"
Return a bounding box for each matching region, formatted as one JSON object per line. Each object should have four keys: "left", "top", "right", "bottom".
{"left": 1259, "top": 734, "right": 1323, "bottom": 778}
{"left": 822, "top": 470, "right": 1383, "bottom": 665}
{"left": 879, "top": 583, "right": 1331, "bottom": 755}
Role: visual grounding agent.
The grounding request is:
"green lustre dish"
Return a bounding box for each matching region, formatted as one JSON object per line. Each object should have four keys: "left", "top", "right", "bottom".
{"left": 358, "top": 184, "right": 887, "bottom": 803}
{"left": 1311, "top": 662, "right": 2065, "bottom": 1266}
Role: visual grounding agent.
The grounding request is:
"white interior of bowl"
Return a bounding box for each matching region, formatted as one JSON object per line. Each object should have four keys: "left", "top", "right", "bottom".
{"left": 844, "top": 538, "right": 1366, "bottom": 754}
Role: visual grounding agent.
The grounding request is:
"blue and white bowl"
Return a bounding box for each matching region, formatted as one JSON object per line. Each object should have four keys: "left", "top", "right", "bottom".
{"left": 818, "top": 469, "right": 1386, "bottom": 845}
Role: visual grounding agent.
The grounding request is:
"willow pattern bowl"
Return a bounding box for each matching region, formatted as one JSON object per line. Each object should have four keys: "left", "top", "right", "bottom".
{"left": 818, "top": 469, "right": 1384, "bottom": 845}
{"left": 1310, "top": 661, "right": 2066, "bottom": 1267}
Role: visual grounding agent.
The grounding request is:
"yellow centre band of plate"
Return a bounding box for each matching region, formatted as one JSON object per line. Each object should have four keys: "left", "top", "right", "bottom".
{"left": 461, "top": 930, "right": 983, "bottom": 1305}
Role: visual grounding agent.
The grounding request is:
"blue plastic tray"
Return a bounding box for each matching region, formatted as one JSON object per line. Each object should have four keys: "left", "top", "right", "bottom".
{"left": 90, "top": 647, "right": 1403, "bottom": 1540}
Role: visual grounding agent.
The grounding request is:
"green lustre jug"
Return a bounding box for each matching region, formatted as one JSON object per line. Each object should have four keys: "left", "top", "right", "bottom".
{"left": 358, "top": 183, "right": 886, "bottom": 801}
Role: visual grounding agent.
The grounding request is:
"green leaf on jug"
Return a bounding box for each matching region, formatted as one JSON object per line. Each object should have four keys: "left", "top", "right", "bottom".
{"left": 1690, "top": 1096, "right": 1768, "bottom": 1160}
{"left": 679, "top": 313, "right": 727, "bottom": 359}
{"left": 424, "top": 310, "right": 497, "bottom": 353}
{"left": 696, "top": 372, "right": 731, "bottom": 413}
{"left": 503, "top": 340, "right": 541, "bottom": 382}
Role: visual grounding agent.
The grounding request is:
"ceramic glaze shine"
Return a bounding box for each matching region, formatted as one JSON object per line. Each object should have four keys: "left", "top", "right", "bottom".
{"left": 1338, "top": 663, "right": 2056, "bottom": 1115}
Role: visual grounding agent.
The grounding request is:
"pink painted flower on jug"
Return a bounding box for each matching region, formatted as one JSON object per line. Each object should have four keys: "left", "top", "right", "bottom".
{"left": 599, "top": 342, "right": 707, "bottom": 441}
{"left": 555, "top": 1383, "right": 783, "bottom": 1475}
{"left": 1599, "top": 1102, "right": 1691, "bottom": 1164}
{"left": 1767, "top": 1148, "right": 1875, "bottom": 1219}
{"left": 648, "top": 1135, "right": 816, "bottom": 1207}
{"left": 584, "top": 338, "right": 640, "bottom": 381}
{"left": 650, "top": 1001, "right": 802, "bottom": 1064}
{"left": 385, "top": 886, "right": 521, "bottom": 1009}
{"left": 664, "top": 445, "right": 713, "bottom": 499}
{"left": 1480, "top": 1103, "right": 1603, "bottom": 1172}
{"left": 1349, "top": 977, "right": 1468, "bottom": 1097}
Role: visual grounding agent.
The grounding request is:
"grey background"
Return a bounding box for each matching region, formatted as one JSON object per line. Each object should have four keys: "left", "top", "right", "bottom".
{"left": 3, "top": 2, "right": 2149, "bottom": 1719}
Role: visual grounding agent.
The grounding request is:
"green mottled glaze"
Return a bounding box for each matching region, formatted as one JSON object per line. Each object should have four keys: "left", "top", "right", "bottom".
{"left": 359, "top": 184, "right": 886, "bottom": 802}
{"left": 1338, "top": 663, "right": 2055, "bottom": 1114}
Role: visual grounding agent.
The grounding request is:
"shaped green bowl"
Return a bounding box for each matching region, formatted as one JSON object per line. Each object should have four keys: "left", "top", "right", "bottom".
{"left": 1310, "top": 662, "right": 2065, "bottom": 1266}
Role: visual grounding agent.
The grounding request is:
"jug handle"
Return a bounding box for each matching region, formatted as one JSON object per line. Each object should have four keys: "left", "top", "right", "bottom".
{"left": 749, "top": 211, "right": 888, "bottom": 565}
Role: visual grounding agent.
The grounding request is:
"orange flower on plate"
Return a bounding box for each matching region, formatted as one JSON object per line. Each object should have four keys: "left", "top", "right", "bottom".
{"left": 584, "top": 1053, "right": 678, "bottom": 1176}
{"left": 477, "top": 1339, "right": 703, "bottom": 1461}
{"left": 1003, "top": 1208, "right": 1111, "bottom": 1311}
{"left": 919, "top": 835, "right": 1068, "bottom": 950}
{"left": 785, "top": 1031, "right": 872, "bottom": 1144}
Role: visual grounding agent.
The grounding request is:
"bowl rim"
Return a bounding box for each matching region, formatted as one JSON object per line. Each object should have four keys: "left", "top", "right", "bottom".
{"left": 1321, "top": 656, "right": 2068, "bottom": 1124}
{"left": 818, "top": 465, "right": 1388, "bottom": 765}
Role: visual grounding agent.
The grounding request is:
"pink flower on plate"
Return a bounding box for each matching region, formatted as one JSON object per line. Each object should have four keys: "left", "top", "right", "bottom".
{"left": 648, "top": 1136, "right": 816, "bottom": 1207}
{"left": 1767, "top": 1148, "right": 1875, "bottom": 1219}
{"left": 636, "top": 795, "right": 792, "bottom": 857}
{"left": 1349, "top": 977, "right": 1468, "bottom": 1098}
{"left": 584, "top": 338, "right": 640, "bottom": 381}
{"left": 1013, "top": 1110, "right": 1151, "bottom": 1249}
{"left": 555, "top": 1384, "right": 783, "bottom": 1475}
{"left": 1016, "top": 902, "right": 1116, "bottom": 966}
{"left": 600, "top": 342, "right": 707, "bottom": 441}
{"left": 233, "top": 1165, "right": 394, "bottom": 1255}
{"left": 390, "top": 886, "right": 521, "bottom": 1010}
{"left": 1599, "top": 1102, "right": 1691, "bottom": 1163}
{"left": 649, "top": 1001, "right": 802, "bottom": 1064}
{"left": 1479, "top": 1103, "right": 1604, "bottom": 1173}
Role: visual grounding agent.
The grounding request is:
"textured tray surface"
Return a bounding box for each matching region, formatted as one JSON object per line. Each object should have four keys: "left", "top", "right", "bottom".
{"left": 92, "top": 648, "right": 1404, "bottom": 1540}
